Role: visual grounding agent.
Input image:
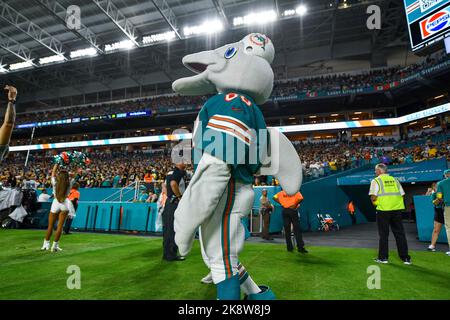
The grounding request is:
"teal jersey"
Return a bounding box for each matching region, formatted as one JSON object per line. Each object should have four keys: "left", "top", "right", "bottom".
{"left": 437, "top": 178, "right": 450, "bottom": 206}
{"left": 112, "top": 175, "right": 121, "bottom": 187}
{"left": 138, "top": 193, "right": 149, "bottom": 202}
{"left": 193, "top": 92, "right": 268, "bottom": 184}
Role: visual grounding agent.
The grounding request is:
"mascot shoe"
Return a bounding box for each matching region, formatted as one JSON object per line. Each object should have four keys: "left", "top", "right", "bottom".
{"left": 216, "top": 274, "right": 240, "bottom": 300}
{"left": 246, "top": 286, "right": 276, "bottom": 300}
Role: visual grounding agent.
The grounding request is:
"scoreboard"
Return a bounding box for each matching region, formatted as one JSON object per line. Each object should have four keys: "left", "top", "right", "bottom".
{"left": 404, "top": 0, "right": 450, "bottom": 51}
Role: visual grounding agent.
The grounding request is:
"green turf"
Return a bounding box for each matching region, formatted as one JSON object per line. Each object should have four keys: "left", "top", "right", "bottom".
{"left": 0, "top": 229, "right": 449, "bottom": 300}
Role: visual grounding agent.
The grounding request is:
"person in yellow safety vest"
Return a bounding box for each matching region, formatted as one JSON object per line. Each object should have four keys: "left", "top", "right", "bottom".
{"left": 369, "top": 163, "right": 411, "bottom": 265}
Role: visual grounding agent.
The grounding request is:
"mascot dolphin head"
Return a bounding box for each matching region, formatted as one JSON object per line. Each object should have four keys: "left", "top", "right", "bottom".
{"left": 172, "top": 33, "right": 275, "bottom": 105}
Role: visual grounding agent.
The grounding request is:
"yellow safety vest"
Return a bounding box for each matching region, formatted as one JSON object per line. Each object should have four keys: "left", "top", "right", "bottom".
{"left": 374, "top": 175, "right": 405, "bottom": 211}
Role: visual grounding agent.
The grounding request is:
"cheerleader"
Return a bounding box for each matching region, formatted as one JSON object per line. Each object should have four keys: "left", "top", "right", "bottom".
{"left": 41, "top": 163, "right": 75, "bottom": 252}
{"left": 0, "top": 85, "right": 17, "bottom": 162}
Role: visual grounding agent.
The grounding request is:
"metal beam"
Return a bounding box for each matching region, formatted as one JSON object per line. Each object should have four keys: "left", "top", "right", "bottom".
{"left": 34, "top": 0, "right": 103, "bottom": 54}
{"left": 92, "top": 0, "right": 140, "bottom": 47}
{"left": 211, "top": 0, "right": 229, "bottom": 28}
{"left": 106, "top": 54, "right": 142, "bottom": 86}
{"left": 329, "top": 7, "right": 338, "bottom": 58}
{"left": 0, "top": 0, "right": 64, "bottom": 55}
{"left": 0, "top": 31, "right": 34, "bottom": 62}
{"left": 151, "top": 0, "right": 182, "bottom": 39}
{"left": 4, "top": 70, "right": 45, "bottom": 90}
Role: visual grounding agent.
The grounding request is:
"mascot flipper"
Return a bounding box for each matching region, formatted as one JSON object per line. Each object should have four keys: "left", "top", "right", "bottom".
{"left": 259, "top": 127, "right": 302, "bottom": 195}
{"left": 172, "top": 33, "right": 301, "bottom": 300}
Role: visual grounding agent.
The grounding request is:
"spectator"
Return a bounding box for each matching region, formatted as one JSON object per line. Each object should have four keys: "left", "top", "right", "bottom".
{"left": 38, "top": 189, "right": 51, "bottom": 202}
{"left": 259, "top": 189, "right": 274, "bottom": 240}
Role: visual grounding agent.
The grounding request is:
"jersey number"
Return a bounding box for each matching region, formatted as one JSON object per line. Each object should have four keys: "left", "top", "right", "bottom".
{"left": 225, "top": 93, "right": 252, "bottom": 107}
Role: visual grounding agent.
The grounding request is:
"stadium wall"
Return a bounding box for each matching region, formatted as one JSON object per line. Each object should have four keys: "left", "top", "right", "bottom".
{"left": 297, "top": 167, "right": 369, "bottom": 231}
{"left": 252, "top": 168, "right": 369, "bottom": 233}
{"left": 414, "top": 195, "right": 448, "bottom": 244}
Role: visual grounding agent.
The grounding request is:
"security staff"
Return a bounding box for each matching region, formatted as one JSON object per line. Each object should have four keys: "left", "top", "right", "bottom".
{"left": 162, "top": 162, "right": 186, "bottom": 261}
{"left": 259, "top": 189, "right": 274, "bottom": 240}
{"left": 436, "top": 169, "right": 450, "bottom": 256}
{"left": 64, "top": 182, "right": 80, "bottom": 235}
{"left": 273, "top": 189, "right": 308, "bottom": 253}
{"left": 369, "top": 163, "right": 411, "bottom": 265}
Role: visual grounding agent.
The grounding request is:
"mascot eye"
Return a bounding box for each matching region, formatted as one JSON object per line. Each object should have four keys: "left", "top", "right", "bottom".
{"left": 224, "top": 47, "right": 237, "bottom": 59}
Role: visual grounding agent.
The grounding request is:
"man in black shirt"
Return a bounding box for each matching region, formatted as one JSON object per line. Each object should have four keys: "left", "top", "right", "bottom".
{"left": 163, "top": 162, "right": 186, "bottom": 261}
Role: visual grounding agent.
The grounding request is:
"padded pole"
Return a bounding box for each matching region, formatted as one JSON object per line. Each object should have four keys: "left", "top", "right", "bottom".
{"left": 118, "top": 206, "right": 123, "bottom": 232}
{"left": 85, "top": 206, "right": 91, "bottom": 231}
{"left": 93, "top": 205, "right": 99, "bottom": 231}
{"left": 145, "top": 205, "right": 151, "bottom": 233}
{"left": 108, "top": 206, "right": 113, "bottom": 232}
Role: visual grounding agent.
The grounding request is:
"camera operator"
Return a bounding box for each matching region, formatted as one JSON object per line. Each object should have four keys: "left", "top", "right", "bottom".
{"left": 162, "top": 161, "right": 186, "bottom": 261}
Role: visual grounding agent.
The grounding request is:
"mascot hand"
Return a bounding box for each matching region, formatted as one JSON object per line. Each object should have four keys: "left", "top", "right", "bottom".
{"left": 175, "top": 231, "right": 195, "bottom": 257}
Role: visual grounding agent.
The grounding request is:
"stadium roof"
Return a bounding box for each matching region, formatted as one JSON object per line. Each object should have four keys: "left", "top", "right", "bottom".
{"left": 0, "top": 0, "right": 407, "bottom": 102}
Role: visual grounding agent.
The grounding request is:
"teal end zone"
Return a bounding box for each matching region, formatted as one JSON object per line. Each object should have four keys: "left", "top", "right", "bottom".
{"left": 414, "top": 195, "right": 448, "bottom": 244}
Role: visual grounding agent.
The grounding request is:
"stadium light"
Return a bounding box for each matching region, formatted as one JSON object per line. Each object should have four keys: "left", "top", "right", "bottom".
{"left": 283, "top": 9, "right": 296, "bottom": 17}
{"left": 70, "top": 47, "right": 98, "bottom": 59}
{"left": 105, "top": 40, "right": 136, "bottom": 52}
{"left": 39, "top": 54, "right": 66, "bottom": 65}
{"left": 9, "top": 60, "right": 34, "bottom": 71}
{"left": 233, "top": 10, "right": 277, "bottom": 26}
{"left": 142, "top": 31, "right": 176, "bottom": 45}
{"left": 296, "top": 5, "right": 307, "bottom": 16}
{"left": 183, "top": 19, "right": 224, "bottom": 36}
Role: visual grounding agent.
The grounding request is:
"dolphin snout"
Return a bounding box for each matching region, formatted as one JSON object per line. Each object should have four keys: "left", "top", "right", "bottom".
{"left": 182, "top": 50, "right": 222, "bottom": 74}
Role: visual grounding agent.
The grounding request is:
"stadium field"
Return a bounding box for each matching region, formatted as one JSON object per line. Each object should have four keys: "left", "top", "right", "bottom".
{"left": 1, "top": 229, "right": 449, "bottom": 300}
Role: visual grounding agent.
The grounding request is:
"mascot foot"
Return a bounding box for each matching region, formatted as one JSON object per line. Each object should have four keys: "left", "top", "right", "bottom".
{"left": 245, "top": 286, "right": 276, "bottom": 300}
{"left": 217, "top": 274, "right": 240, "bottom": 300}
{"left": 201, "top": 272, "right": 213, "bottom": 284}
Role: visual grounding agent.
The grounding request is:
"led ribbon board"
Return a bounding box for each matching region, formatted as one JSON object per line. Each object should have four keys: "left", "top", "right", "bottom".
{"left": 9, "top": 103, "right": 450, "bottom": 152}
{"left": 16, "top": 111, "right": 152, "bottom": 129}
{"left": 404, "top": 0, "right": 450, "bottom": 51}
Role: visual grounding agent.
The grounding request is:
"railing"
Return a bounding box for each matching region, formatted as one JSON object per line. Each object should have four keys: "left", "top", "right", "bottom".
{"left": 102, "top": 180, "right": 141, "bottom": 202}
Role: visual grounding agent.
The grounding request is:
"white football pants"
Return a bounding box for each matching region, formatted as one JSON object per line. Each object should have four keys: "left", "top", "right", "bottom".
{"left": 174, "top": 153, "right": 254, "bottom": 284}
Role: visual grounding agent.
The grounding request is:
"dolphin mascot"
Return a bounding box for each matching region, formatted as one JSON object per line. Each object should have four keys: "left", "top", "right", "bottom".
{"left": 172, "top": 33, "right": 302, "bottom": 300}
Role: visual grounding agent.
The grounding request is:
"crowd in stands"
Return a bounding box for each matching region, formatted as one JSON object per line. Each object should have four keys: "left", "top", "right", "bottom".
{"left": 2, "top": 132, "right": 449, "bottom": 191}
{"left": 14, "top": 50, "right": 448, "bottom": 126}
{"left": 0, "top": 150, "right": 194, "bottom": 202}
{"left": 272, "top": 50, "right": 448, "bottom": 97}
{"left": 255, "top": 132, "right": 450, "bottom": 184}
{"left": 16, "top": 95, "right": 207, "bottom": 126}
